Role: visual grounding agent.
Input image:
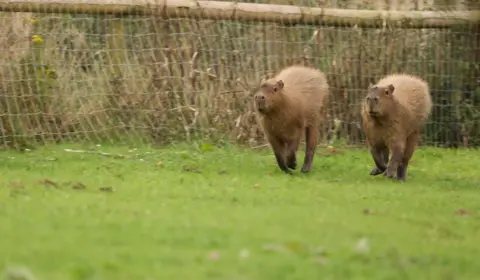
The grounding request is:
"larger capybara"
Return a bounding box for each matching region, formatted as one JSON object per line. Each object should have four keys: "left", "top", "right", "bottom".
{"left": 253, "top": 65, "right": 330, "bottom": 174}
{"left": 362, "top": 73, "right": 432, "bottom": 181}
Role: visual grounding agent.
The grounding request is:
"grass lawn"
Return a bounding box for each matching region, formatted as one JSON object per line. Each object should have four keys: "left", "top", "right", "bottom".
{"left": 1, "top": 142, "right": 479, "bottom": 280}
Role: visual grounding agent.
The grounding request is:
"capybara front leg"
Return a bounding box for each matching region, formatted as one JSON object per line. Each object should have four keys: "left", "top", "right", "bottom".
{"left": 382, "top": 147, "right": 390, "bottom": 166}
{"left": 274, "top": 151, "right": 291, "bottom": 174}
{"left": 301, "top": 126, "right": 318, "bottom": 173}
{"left": 270, "top": 139, "right": 291, "bottom": 174}
{"left": 385, "top": 142, "right": 405, "bottom": 180}
{"left": 286, "top": 138, "right": 300, "bottom": 170}
{"left": 397, "top": 131, "right": 419, "bottom": 181}
{"left": 370, "top": 145, "right": 388, "bottom": 176}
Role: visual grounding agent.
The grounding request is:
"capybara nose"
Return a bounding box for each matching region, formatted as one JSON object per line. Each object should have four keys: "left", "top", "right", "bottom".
{"left": 255, "top": 95, "right": 265, "bottom": 100}
{"left": 256, "top": 98, "right": 266, "bottom": 109}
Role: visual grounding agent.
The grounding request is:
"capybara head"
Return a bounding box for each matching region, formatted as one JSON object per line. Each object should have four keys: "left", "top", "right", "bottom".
{"left": 254, "top": 79, "right": 285, "bottom": 114}
{"left": 365, "top": 83, "right": 395, "bottom": 117}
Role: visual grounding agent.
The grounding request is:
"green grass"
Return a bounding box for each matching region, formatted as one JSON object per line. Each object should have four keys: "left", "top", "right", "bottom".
{"left": 1, "top": 142, "right": 480, "bottom": 280}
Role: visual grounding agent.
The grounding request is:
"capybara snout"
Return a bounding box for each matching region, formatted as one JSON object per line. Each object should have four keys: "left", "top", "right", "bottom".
{"left": 365, "top": 95, "right": 380, "bottom": 115}
{"left": 254, "top": 93, "right": 268, "bottom": 113}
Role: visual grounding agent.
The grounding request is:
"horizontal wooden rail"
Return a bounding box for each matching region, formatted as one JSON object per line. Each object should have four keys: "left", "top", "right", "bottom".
{"left": 0, "top": 0, "right": 478, "bottom": 28}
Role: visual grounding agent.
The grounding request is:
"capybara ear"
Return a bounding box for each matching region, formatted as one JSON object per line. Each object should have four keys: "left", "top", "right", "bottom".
{"left": 276, "top": 80, "right": 284, "bottom": 91}
{"left": 385, "top": 84, "right": 395, "bottom": 95}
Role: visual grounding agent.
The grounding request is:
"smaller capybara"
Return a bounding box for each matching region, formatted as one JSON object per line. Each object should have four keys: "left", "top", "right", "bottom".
{"left": 362, "top": 73, "right": 432, "bottom": 181}
{"left": 253, "top": 65, "right": 330, "bottom": 174}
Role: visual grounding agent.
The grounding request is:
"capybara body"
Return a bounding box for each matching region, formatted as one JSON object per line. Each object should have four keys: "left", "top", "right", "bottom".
{"left": 254, "top": 65, "right": 330, "bottom": 174}
{"left": 362, "top": 73, "right": 432, "bottom": 181}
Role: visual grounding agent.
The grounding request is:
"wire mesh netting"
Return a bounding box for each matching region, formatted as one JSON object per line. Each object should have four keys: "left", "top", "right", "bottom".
{"left": 0, "top": 0, "right": 479, "bottom": 150}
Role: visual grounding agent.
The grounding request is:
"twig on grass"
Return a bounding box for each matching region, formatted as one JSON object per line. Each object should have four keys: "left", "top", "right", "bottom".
{"left": 64, "top": 148, "right": 128, "bottom": 159}
{"left": 251, "top": 144, "right": 269, "bottom": 149}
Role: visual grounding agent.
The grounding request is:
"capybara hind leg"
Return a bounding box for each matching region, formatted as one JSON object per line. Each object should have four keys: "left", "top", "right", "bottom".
{"left": 286, "top": 138, "right": 300, "bottom": 170}
{"left": 370, "top": 145, "right": 388, "bottom": 176}
{"left": 397, "top": 131, "right": 419, "bottom": 181}
{"left": 385, "top": 142, "right": 405, "bottom": 180}
{"left": 301, "top": 126, "right": 318, "bottom": 173}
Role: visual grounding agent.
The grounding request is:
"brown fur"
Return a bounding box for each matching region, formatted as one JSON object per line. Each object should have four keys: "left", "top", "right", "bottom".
{"left": 254, "top": 65, "right": 330, "bottom": 174}
{"left": 362, "top": 73, "right": 432, "bottom": 181}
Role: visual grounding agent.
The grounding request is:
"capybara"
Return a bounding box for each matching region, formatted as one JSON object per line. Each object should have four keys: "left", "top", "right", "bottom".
{"left": 253, "top": 65, "right": 330, "bottom": 174}
{"left": 362, "top": 74, "right": 432, "bottom": 181}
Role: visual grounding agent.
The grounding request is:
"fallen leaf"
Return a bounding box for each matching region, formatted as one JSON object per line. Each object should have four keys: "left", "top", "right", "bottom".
{"left": 354, "top": 237, "right": 370, "bottom": 255}
{"left": 262, "top": 243, "right": 286, "bottom": 253}
{"left": 312, "top": 257, "right": 328, "bottom": 265}
{"left": 9, "top": 181, "right": 24, "bottom": 189}
{"left": 99, "top": 186, "right": 114, "bottom": 192}
{"left": 3, "top": 266, "right": 37, "bottom": 280}
{"left": 284, "top": 241, "right": 307, "bottom": 254}
{"left": 182, "top": 166, "right": 202, "bottom": 173}
{"left": 455, "top": 209, "right": 470, "bottom": 216}
{"left": 309, "top": 246, "right": 326, "bottom": 256}
{"left": 72, "top": 183, "right": 86, "bottom": 190}
{"left": 328, "top": 179, "right": 341, "bottom": 182}
{"left": 38, "top": 179, "right": 58, "bottom": 188}
{"left": 253, "top": 183, "right": 260, "bottom": 189}
{"left": 207, "top": 251, "right": 220, "bottom": 261}
{"left": 238, "top": 249, "right": 250, "bottom": 259}
{"left": 363, "top": 209, "right": 374, "bottom": 215}
{"left": 156, "top": 161, "right": 163, "bottom": 167}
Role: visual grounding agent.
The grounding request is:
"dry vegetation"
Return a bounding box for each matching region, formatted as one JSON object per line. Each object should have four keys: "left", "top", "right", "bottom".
{"left": 0, "top": 0, "right": 478, "bottom": 150}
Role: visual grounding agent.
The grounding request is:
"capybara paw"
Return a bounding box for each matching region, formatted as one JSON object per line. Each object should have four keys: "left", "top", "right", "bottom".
{"left": 287, "top": 160, "right": 297, "bottom": 170}
{"left": 300, "top": 165, "right": 311, "bottom": 173}
{"left": 385, "top": 169, "right": 397, "bottom": 179}
{"left": 280, "top": 167, "right": 293, "bottom": 174}
{"left": 396, "top": 174, "right": 406, "bottom": 182}
{"left": 370, "top": 167, "right": 384, "bottom": 176}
